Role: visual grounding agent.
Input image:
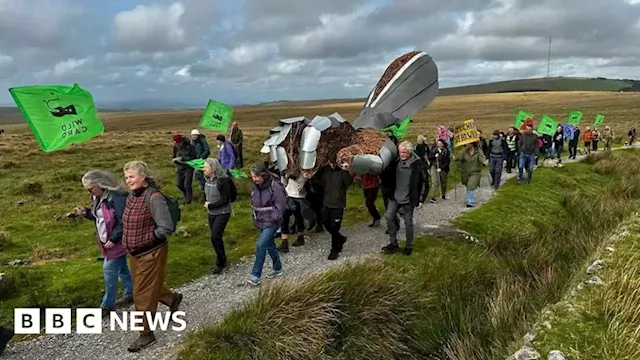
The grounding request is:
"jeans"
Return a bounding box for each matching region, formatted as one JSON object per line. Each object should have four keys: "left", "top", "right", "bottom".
{"left": 505, "top": 151, "right": 517, "bottom": 172}
{"left": 518, "top": 154, "right": 535, "bottom": 183}
{"left": 322, "top": 207, "right": 346, "bottom": 252}
{"left": 553, "top": 145, "right": 563, "bottom": 163}
{"left": 251, "top": 227, "right": 282, "bottom": 279}
{"left": 363, "top": 188, "right": 381, "bottom": 220}
{"left": 102, "top": 255, "right": 133, "bottom": 309}
{"left": 385, "top": 200, "right": 415, "bottom": 249}
{"left": 208, "top": 213, "right": 231, "bottom": 268}
{"left": 466, "top": 189, "right": 476, "bottom": 206}
{"left": 489, "top": 156, "right": 503, "bottom": 188}
{"left": 176, "top": 167, "right": 194, "bottom": 203}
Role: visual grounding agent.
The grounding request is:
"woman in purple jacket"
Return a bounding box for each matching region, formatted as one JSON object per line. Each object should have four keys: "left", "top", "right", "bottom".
{"left": 76, "top": 170, "right": 133, "bottom": 314}
{"left": 216, "top": 134, "right": 236, "bottom": 170}
{"left": 247, "top": 162, "right": 287, "bottom": 286}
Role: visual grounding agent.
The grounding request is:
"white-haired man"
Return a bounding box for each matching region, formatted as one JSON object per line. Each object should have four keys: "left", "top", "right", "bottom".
{"left": 380, "top": 141, "right": 428, "bottom": 256}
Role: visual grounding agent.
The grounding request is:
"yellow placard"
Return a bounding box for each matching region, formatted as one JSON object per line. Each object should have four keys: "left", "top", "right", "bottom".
{"left": 453, "top": 119, "right": 479, "bottom": 147}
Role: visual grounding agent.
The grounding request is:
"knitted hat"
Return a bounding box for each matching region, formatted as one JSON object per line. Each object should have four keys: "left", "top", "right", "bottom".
{"left": 173, "top": 134, "right": 183, "bottom": 143}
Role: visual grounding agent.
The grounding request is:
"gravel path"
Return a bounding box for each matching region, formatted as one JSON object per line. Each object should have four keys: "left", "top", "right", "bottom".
{"left": 3, "top": 148, "right": 629, "bottom": 360}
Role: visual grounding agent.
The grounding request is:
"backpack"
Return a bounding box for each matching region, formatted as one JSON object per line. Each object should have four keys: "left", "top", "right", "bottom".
{"left": 226, "top": 177, "right": 237, "bottom": 203}
{"left": 143, "top": 189, "right": 180, "bottom": 232}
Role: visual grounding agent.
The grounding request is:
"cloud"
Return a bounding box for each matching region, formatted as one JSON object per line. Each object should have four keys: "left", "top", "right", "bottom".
{"left": 1, "top": 0, "right": 640, "bottom": 106}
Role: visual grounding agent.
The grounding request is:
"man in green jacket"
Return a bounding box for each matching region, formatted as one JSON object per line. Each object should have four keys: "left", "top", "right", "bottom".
{"left": 455, "top": 142, "right": 487, "bottom": 208}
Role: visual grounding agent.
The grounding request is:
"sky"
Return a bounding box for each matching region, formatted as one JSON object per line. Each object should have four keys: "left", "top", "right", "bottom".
{"left": 1, "top": 0, "right": 640, "bottom": 107}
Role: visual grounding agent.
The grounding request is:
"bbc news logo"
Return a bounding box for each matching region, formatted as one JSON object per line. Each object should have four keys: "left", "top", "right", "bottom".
{"left": 14, "top": 308, "right": 186, "bottom": 334}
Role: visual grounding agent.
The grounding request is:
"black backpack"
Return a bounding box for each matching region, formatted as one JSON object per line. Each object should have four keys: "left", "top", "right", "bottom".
{"left": 218, "top": 177, "right": 237, "bottom": 203}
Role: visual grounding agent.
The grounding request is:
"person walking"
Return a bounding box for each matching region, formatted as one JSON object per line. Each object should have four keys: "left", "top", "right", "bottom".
{"left": 602, "top": 126, "right": 614, "bottom": 151}
{"left": 203, "top": 158, "right": 234, "bottom": 275}
{"left": 415, "top": 135, "right": 429, "bottom": 163}
{"left": 552, "top": 125, "right": 564, "bottom": 164}
{"left": 76, "top": 170, "right": 133, "bottom": 316}
{"left": 518, "top": 125, "right": 539, "bottom": 184}
{"left": 278, "top": 171, "right": 313, "bottom": 252}
{"left": 190, "top": 129, "right": 211, "bottom": 194}
{"left": 569, "top": 126, "right": 581, "bottom": 159}
{"left": 628, "top": 128, "right": 636, "bottom": 146}
{"left": 427, "top": 139, "right": 450, "bottom": 202}
{"left": 361, "top": 173, "right": 382, "bottom": 227}
{"left": 582, "top": 126, "right": 594, "bottom": 154}
{"left": 592, "top": 127, "right": 601, "bottom": 152}
{"left": 172, "top": 134, "right": 196, "bottom": 204}
{"left": 504, "top": 127, "right": 519, "bottom": 173}
{"left": 247, "top": 163, "right": 287, "bottom": 286}
{"left": 229, "top": 122, "right": 244, "bottom": 168}
{"left": 488, "top": 130, "right": 507, "bottom": 190}
{"left": 122, "top": 161, "right": 182, "bottom": 352}
{"left": 381, "top": 141, "right": 428, "bottom": 255}
{"left": 455, "top": 142, "right": 487, "bottom": 207}
{"left": 216, "top": 135, "right": 236, "bottom": 171}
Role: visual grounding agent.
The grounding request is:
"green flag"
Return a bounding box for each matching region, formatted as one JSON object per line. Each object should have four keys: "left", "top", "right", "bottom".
{"left": 515, "top": 110, "right": 534, "bottom": 129}
{"left": 199, "top": 99, "right": 233, "bottom": 132}
{"left": 383, "top": 116, "right": 412, "bottom": 138}
{"left": 184, "top": 159, "right": 205, "bottom": 171}
{"left": 8, "top": 84, "right": 104, "bottom": 152}
{"left": 537, "top": 115, "right": 558, "bottom": 136}
{"left": 594, "top": 114, "right": 605, "bottom": 127}
{"left": 229, "top": 169, "right": 248, "bottom": 179}
{"left": 568, "top": 110, "right": 582, "bottom": 125}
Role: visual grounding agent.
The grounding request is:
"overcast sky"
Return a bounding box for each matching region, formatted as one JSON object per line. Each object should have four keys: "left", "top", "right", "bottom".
{"left": 1, "top": 0, "right": 640, "bottom": 106}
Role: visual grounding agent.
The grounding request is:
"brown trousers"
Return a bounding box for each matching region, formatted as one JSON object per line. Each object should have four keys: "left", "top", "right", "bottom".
{"left": 129, "top": 243, "right": 174, "bottom": 335}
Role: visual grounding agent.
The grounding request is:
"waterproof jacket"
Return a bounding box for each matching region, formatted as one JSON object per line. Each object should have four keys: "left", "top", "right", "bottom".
{"left": 505, "top": 133, "right": 519, "bottom": 153}
{"left": 602, "top": 128, "right": 614, "bottom": 140}
{"left": 582, "top": 130, "right": 594, "bottom": 142}
{"left": 519, "top": 132, "right": 539, "bottom": 155}
{"left": 428, "top": 146, "right": 451, "bottom": 173}
{"left": 192, "top": 135, "right": 211, "bottom": 159}
{"left": 218, "top": 141, "right": 236, "bottom": 169}
{"left": 455, "top": 147, "right": 486, "bottom": 191}
{"left": 84, "top": 190, "right": 128, "bottom": 260}
{"left": 380, "top": 153, "right": 428, "bottom": 207}
{"left": 489, "top": 137, "right": 508, "bottom": 157}
{"left": 312, "top": 166, "right": 354, "bottom": 209}
{"left": 173, "top": 136, "right": 196, "bottom": 168}
{"left": 251, "top": 175, "right": 287, "bottom": 230}
{"left": 553, "top": 130, "right": 564, "bottom": 148}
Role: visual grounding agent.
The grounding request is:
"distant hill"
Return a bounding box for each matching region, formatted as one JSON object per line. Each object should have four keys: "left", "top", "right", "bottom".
{"left": 1, "top": 76, "right": 639, "bottom": 125}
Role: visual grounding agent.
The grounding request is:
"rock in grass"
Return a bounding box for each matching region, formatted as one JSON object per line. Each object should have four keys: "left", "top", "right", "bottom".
{"left": 585, "top": 276, "right": 604, "bottom": 285}
{"left": 548, "top": 350, "right": 566, "bottom": 360}
{"left": 586, "top": 259, "right": 604, "bottom": 275}
{"left": 508, "top": 346, "right": 541, "bottom": 360}
{"left": 523, "top": 330, "right": 538, "bottom": 343}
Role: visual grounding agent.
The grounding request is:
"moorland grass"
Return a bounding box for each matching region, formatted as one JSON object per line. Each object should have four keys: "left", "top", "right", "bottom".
{"left": 177, "top": 150, "right": 640, "bottom": 360}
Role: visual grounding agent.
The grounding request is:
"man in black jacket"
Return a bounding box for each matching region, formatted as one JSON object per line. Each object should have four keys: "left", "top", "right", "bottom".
{"left": 381, "top": 141, "right": 428, "bottom": 256}
{"left": 488, "top": 130, "right": 508, "bottom": 190}
{"left": 308, "top": 163, "right": 354, "bottom": 260}
{"left": 569, "top": 126, "right": 581, "bottom": 159}
{"left": 172, "top": 134, "right": 197, "bottom": 204}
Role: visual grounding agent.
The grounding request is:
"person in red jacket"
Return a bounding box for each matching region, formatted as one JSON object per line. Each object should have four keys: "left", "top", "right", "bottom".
{"left": 361, "top": 173, "right": 381, "bottom": 227}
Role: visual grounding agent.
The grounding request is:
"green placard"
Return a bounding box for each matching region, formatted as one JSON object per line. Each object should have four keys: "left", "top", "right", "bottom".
{"left": 8, "top": 84, "right": 104, "bottom": 152}
{"left": 568, "top": 110, "right": 583, "bottom": 125}
{"left": 199, "top": 99, "right": 233, "bottom": 132}
{"left": 383, "top": 116, "right": 412, "bottom": 138}
{"left": 515, "top": 110, "right": 534, "bottom": 129}
{"left": 594, "top": 114, "right": 605, "bottom": 127}
{"left": 537, "top": 115, "right": 558, "bottom": 136}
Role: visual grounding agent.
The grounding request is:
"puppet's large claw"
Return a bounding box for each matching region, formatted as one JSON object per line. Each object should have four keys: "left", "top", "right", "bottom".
{"left": 349, "top": 139, "right": 398, "bottom": 174}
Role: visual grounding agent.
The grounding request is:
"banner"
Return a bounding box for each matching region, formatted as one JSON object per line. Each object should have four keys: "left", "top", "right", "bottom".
{"left": 199, "top": 99, "right": 233, "bottom": 132}
{"left": 594, "top": 114, "right": 605, "bottom": 127}
{"left": 8, "top": 84, "right": 104, "bottom": 152}
{"left": 515, "top": 110, "right": 534, "bottom": 129}
{"left": 383, "top": 116, "right": 412, "bottom": 138}
{"left": 183, "top": 158, "right": 248, "bottom": 178}
{"left": 568, "top": 110, "right": 582, "bottom": 125}
{"left": 537, "top": 115, "right": 558, "bottom": 136}
{"left": 453, "top": 119, "right": 479, "bottom": 147}
{"left": 436, "top": 125, "right": 452, "bottom": 142}
{"left": 563, "top": 124, "right": 575, "bottom": 140}
{"left": 519, "top": 118, "right": 534, "bottom": 131}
